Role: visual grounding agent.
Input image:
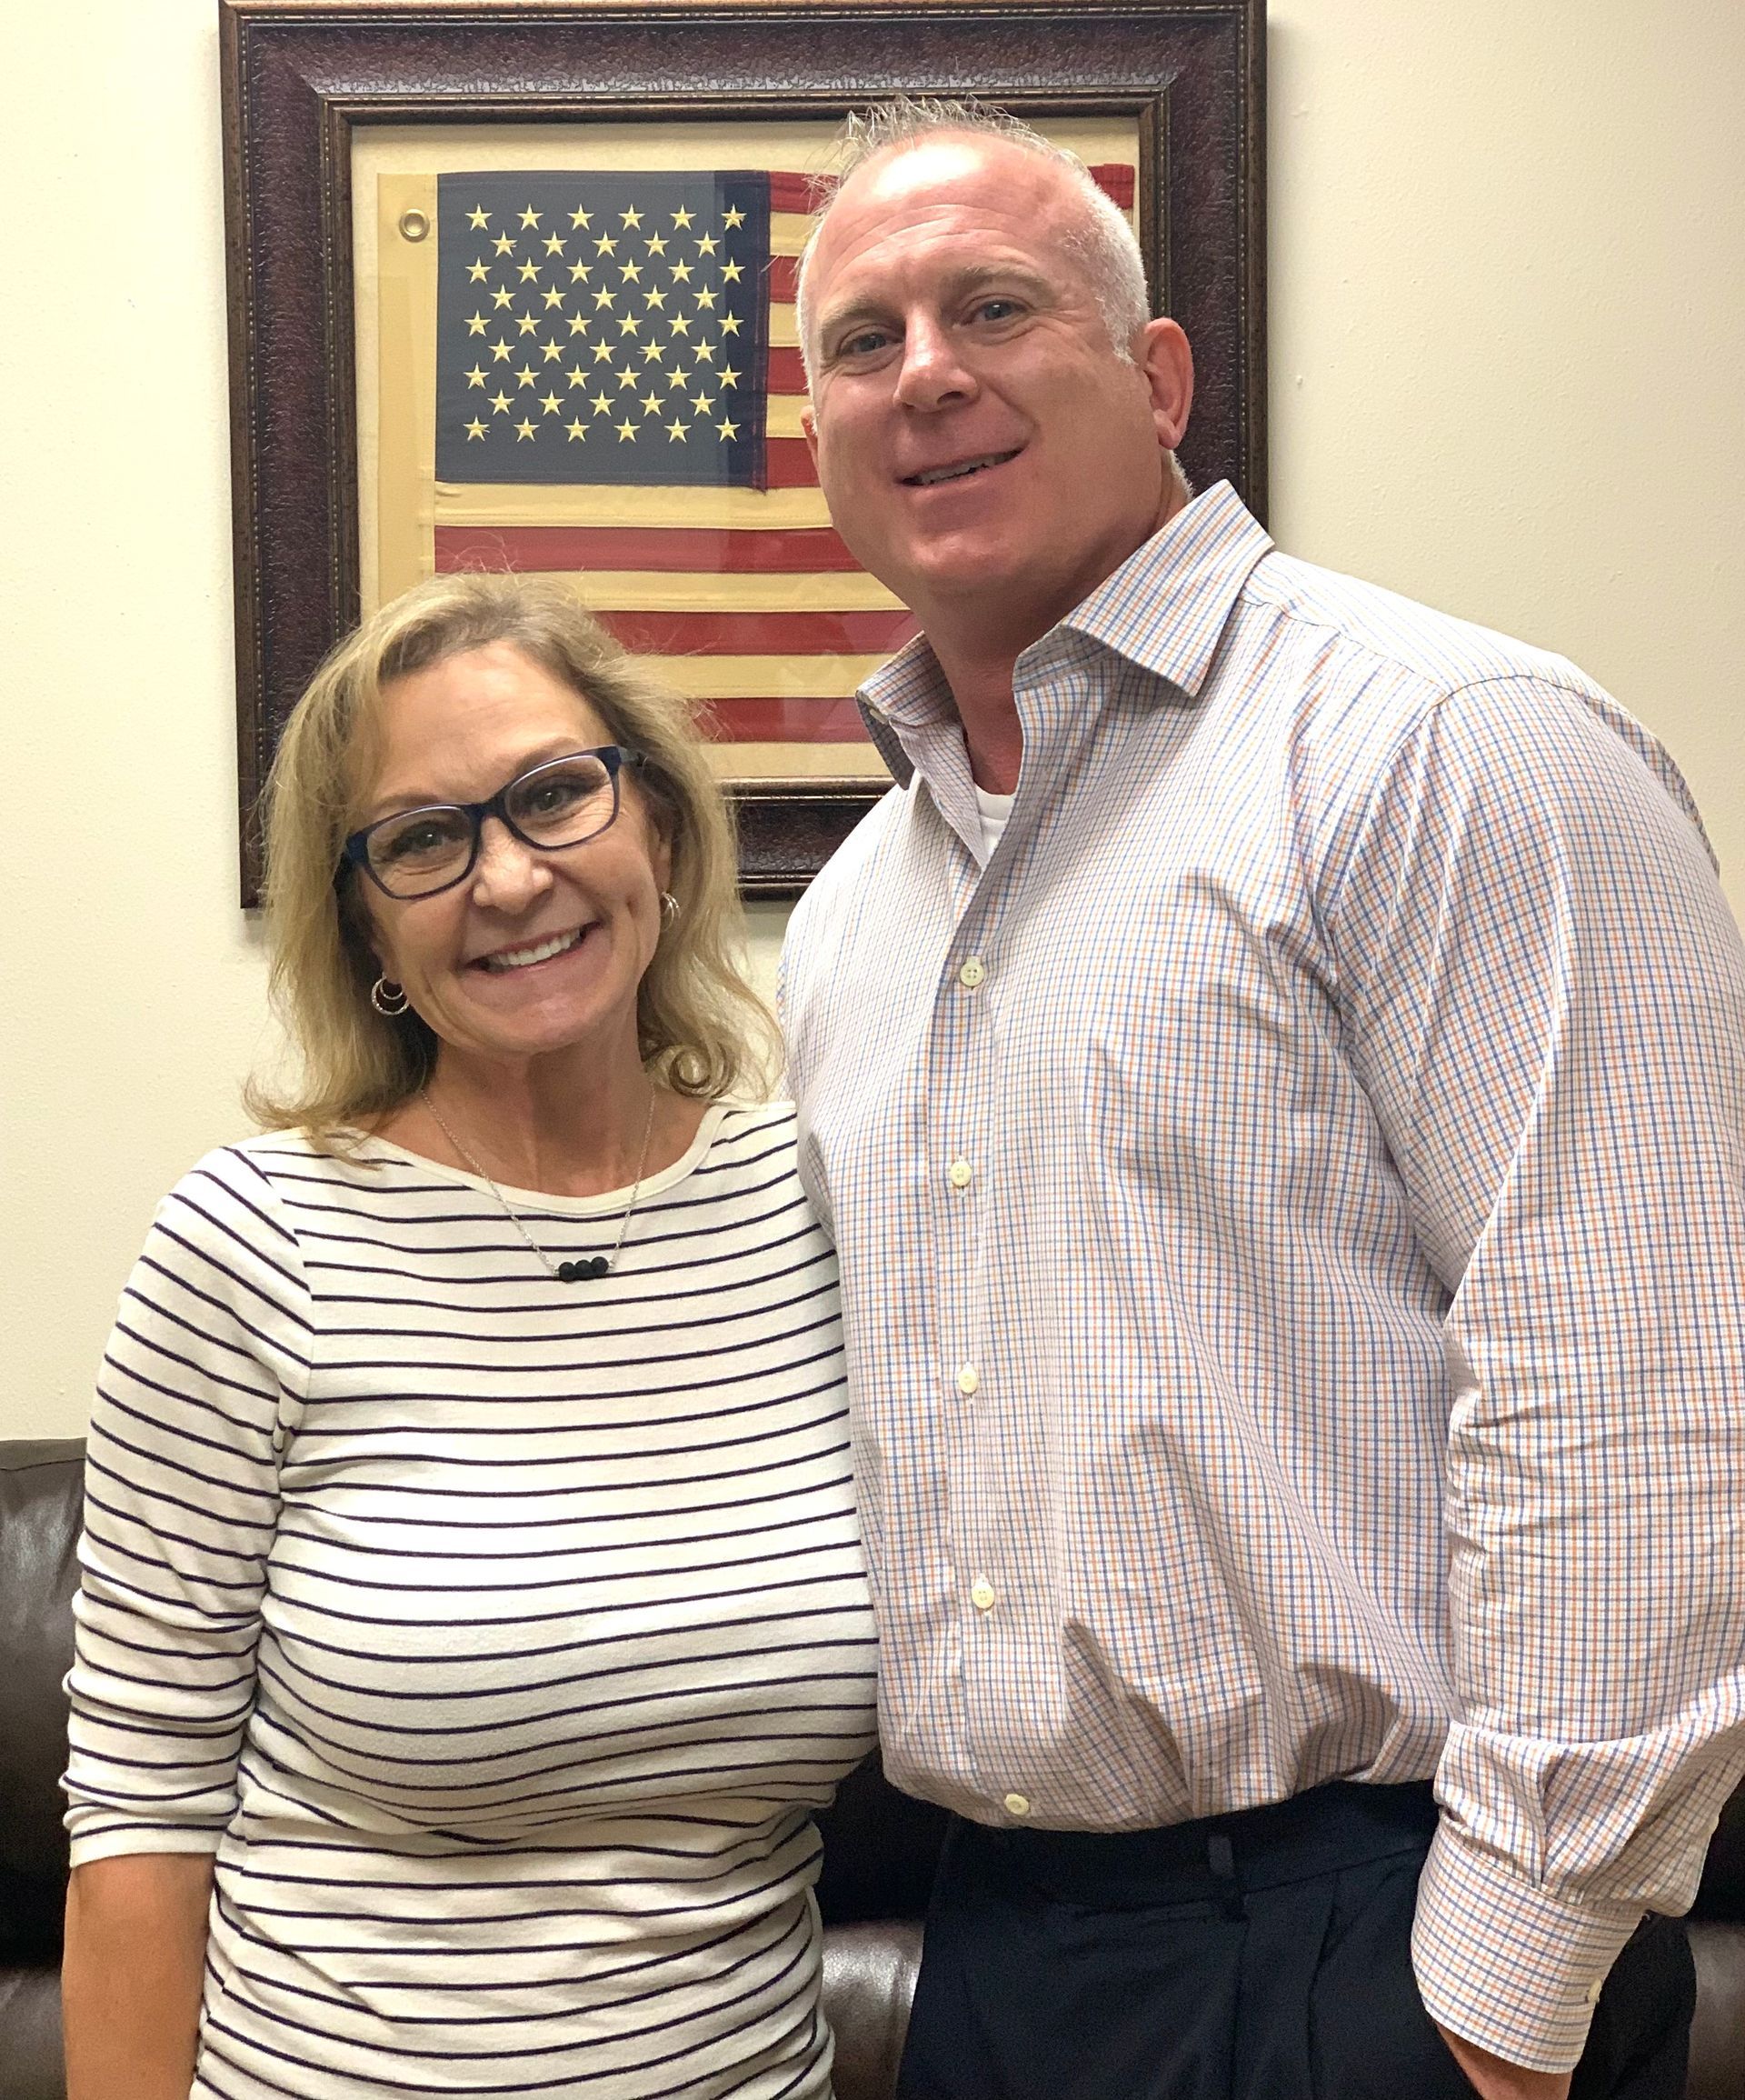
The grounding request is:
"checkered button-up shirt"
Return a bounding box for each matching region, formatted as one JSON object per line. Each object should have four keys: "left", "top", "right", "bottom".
{"left": 779, "top": 482, "right": 1745, "bottom": 2070}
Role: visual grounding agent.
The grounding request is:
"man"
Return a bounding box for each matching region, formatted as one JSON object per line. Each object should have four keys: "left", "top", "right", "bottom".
{"left": 779, "top": 100, "right": 1745, "bottom": 2100}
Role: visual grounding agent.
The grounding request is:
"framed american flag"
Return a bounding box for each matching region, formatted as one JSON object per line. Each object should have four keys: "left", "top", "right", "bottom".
{"left": 220, "top": 0, "right": 1267, "bottom": 904}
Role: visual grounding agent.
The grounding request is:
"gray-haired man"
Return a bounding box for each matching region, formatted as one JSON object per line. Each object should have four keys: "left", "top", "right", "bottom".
{"left": 781, "top": 101, "right": 1745, "bottom": 2100}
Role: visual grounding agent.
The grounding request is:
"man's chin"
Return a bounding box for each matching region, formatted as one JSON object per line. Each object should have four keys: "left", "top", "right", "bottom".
{"left": 901, "top": 538, "right": 1032, "bottom": 609}
{"left": 902, "top": 548, "right": 1089, "bottom": 655}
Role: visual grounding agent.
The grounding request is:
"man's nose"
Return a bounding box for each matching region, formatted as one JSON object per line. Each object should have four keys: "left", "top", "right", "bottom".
{"left": 892, "top": 316, "right": 978, "bottom": 412}
{"left": 469, "top": 817, "right": 555, "bottom": 909}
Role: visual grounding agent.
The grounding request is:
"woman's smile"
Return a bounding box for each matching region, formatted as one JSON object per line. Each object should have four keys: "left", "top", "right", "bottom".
{"left": 470, "top": 924, "right": 590, "bottom": 974}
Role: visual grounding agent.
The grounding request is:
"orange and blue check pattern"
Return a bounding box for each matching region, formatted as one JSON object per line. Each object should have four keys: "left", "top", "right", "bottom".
{"left": 780, "top": 481, "right": 1745, "bottom": 2070}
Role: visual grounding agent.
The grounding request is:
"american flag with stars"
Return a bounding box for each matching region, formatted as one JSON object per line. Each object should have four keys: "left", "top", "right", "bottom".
{"left": 430, "top": 163, "right": 1135, "bottom": 745}
{"left": 436, "top": 172, "right": 773, "bottom": 487}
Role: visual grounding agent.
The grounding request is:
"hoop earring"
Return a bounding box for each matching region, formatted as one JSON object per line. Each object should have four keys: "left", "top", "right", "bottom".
{"left": 371, "top": 976, "right": 410, "bottom": 1017}
{"left": 660, "top": 892, "right": 681, "bottom": 922}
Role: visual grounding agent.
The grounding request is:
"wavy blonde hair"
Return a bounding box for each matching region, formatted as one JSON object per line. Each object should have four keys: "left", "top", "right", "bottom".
{"left": 246, "top": 572, "right": 776, "bottom": 1135}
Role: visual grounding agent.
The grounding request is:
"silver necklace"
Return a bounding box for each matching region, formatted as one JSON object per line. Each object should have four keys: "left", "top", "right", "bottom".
{"left": 421, "top": 1084, "right": 658, "bottom": 1283}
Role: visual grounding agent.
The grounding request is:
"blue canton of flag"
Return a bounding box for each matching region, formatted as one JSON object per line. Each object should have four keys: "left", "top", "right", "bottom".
{"left": 435, "top": 171, "right": 771, "bottom": 487}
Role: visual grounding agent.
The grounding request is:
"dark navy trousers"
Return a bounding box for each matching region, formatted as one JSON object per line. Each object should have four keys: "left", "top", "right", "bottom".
{"left": 895, "top": 1784, "right": 1694, "bottom": 2100}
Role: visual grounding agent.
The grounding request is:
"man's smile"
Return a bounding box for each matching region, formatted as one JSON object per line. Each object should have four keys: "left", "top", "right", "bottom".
{"left": 901, "top": 447, "right": 1022, "bottom": 488}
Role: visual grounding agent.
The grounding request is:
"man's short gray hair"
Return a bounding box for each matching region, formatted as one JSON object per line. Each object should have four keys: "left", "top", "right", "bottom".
{"left": 795, "top": 96, "right": 1152, "bottom": 386}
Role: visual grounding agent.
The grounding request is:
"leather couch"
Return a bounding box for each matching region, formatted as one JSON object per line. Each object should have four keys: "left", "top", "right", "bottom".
{"left": 4, "top": 1436, "right": 1741, "bottom": 2098}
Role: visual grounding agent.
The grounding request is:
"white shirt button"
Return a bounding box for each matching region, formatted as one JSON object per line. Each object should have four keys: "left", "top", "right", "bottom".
{"left": 1002, "top": 1792, "right": 1031, "bottom": 1818}
{"left": 956, "top": 1365, "right": 980, "bottom": 1397}
{"left": 969, "top": 1577, "right": 996, "bottom": 1612}
{"left": 948, "top": 1157, "right": 973, "bottom": 1189}
{"left": 959, "top": 957, "right": 986, "bottom": 989}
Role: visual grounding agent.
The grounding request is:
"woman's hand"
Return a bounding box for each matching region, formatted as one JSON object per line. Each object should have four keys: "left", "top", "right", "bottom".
{"left": 63, "top": 1853, "right": 214, "bottom": 2100}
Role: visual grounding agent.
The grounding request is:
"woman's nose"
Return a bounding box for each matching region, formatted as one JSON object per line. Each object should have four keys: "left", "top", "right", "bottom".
{"left": 468, "top": 817, "right": 554, "bottom": 908}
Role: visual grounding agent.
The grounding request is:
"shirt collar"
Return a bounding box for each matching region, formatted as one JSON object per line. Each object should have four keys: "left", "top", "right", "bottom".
{"left": 1052, "top": 479, "right": 1273, "bottom": 698}
{"left": 859, "top": 629, "right": 956, "bottom": 734}
{"left": 853, "top": 634, "right": 953, "bottom": 795}
{"left": 853, "top": 480, "right": 1273, "bottom": 804}
{"left": 859, "top": 480, "right": 1273, "bottom": 740}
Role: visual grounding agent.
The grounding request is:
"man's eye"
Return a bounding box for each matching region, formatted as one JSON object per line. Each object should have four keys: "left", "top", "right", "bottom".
{"left": 834, "top": 327, "right": 892, "bottom": 361}
{"left": 970, "top": 296, "right": 1022, "bottom": 325}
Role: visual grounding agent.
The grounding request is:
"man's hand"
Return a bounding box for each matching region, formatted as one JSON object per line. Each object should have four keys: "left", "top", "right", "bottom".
{"left": 1434, "top": 2022, "right": 1573, "bottom": 2100}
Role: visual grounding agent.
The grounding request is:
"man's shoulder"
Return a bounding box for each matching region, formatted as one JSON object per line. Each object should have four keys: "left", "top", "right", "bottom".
{"left": 1236, "top": 547, "right": 1683, "bottom": 822}
{"left": 1244, "top": 547, "right": 1605, "bottom": 709}
{"left": 1239, "top": 549, "right": 1712, "bottom": 878}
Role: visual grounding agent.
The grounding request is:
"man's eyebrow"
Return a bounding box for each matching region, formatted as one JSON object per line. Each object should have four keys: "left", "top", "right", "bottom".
{"left": 944, "top": 260, "right": 1054, "bottom": 301}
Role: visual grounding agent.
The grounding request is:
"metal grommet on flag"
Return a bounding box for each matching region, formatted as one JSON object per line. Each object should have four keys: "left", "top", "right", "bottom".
{"left": 398, "top": 209, "right": 430, "bottom": 243}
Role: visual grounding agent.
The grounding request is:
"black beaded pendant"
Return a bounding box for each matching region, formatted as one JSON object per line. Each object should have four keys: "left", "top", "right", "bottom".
{"left": 556, "top": 1255, "right": 611, "bottom": 1282}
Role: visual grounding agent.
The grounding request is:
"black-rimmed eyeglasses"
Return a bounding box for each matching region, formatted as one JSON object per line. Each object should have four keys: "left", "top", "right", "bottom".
{"left": 340, "top": 745, "right": 648, "bottom": 901}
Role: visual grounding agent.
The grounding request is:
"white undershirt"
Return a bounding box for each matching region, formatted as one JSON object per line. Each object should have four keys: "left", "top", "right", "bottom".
{"left": 974, "top": 784, "right": 1015, "bottom": 862}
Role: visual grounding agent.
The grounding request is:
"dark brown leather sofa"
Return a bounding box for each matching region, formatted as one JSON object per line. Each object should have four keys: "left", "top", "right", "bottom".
{"left": 5, "top": 1437, "right": 1742, "bottom": 2098}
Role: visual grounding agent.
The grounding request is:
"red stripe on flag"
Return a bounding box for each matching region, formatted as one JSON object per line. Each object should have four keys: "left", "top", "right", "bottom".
{"left": 765, "top": 437, "right": 821, "bottom": 488}
{"left": 768, "top": 172, "right": 821, "bottom": 215}
{"left": 702, "top": 696, "right": 874, "bottom": 742}
{"left": 769, "top": 255, "right": 801, "bottom": 305}
{"left": 434, "top": 525, "right": 861, "bottom": 575}
{"left": 767, "top": 346, "right": 809, "bottom": 395}
{"left": 1088, "top": 163, "right": 1135, "bottom": 208}
{"left": 594, "top": 608, "right": 916, "bottom": 656}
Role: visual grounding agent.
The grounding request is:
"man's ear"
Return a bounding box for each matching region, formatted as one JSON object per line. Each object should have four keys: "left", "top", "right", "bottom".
{"left": 1136, "top": 317, "right": 1193, "bottom": 452}
{"left": 802, "top": 402, "right": 819, "bottom": 469}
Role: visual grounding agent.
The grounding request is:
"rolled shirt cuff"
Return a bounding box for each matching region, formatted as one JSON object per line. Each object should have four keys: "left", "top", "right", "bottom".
{"left": 66, "top": 1823, "right": 226, "bottom": 1870}
{"left": 1411, "top": 1818, "right": 1642, "bottom": 2072}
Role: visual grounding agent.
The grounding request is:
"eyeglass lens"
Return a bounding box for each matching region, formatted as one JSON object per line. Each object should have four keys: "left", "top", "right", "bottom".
{"left": 365, "top": 752, "right": 618, "bottom": 896}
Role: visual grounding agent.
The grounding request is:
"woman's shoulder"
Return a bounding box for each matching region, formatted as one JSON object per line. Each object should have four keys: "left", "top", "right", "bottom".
{"left": 155, "top": 1127, "right": 424, "bottom": 1230}
{"left": 710, "top": 1095, "right": 798, "bottom": 1135}
{"left": 127, "top": 1135, "right": 335, "bottom": 1322}
{"left": 697, "top": 1096, "right": 800, "bottom": 1165}
{"left": 673, "top": 1097, "right": 809, "bottom": 1202}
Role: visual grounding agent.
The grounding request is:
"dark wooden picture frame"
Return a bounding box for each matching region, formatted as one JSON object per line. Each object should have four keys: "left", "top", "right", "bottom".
{"left": 220, "top": 0, "right": 1266, "bottom": 904}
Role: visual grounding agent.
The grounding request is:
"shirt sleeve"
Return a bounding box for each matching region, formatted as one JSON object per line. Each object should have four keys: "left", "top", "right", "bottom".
{"left": 1317, "top": 675, "right": 1745, "bottom": 2070}
{"left": 64, "top": 1146, "right": 311, "bottom": 1866}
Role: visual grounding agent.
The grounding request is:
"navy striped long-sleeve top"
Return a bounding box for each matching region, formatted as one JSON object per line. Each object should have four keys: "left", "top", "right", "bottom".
{"left": 64, "top": 1100, "right": 879, "bottom": 2100}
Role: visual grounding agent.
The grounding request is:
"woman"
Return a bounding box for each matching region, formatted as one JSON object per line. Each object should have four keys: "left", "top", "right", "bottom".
{"left": 61, "top": 575, "right": 878, "bottom": 2100}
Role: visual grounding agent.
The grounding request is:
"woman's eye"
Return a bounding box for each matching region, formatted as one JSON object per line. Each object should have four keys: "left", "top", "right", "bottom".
{"left": 524, "top": 780, "right": 583, "bottom": 815}
{"left": 380, "top": 817, "right": 462, "bottom": 864}
{"left": 511, "top": 760, "right": 609, "bottom": 825}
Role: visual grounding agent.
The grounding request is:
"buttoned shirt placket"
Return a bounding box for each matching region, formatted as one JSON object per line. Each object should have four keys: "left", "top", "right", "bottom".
{"left": 783, "top": 481, "right": 1745, "bottom": 2067}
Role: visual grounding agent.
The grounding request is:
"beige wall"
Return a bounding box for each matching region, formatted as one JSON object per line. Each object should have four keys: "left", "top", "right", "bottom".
{"left": 4, "top": 0, "right": 1741, "bottom": 1437}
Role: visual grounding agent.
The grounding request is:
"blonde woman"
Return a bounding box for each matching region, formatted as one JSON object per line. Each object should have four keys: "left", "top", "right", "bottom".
{"left": 60, "top": 575, "right": 876, "bottom": 2100}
